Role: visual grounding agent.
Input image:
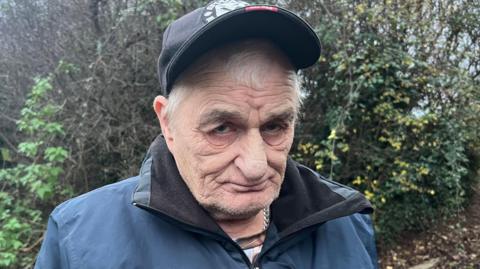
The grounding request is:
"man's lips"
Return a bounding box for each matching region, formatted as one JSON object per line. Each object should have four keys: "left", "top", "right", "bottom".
{"left": 223, "top": 181, "right": 269, "bottom": 193}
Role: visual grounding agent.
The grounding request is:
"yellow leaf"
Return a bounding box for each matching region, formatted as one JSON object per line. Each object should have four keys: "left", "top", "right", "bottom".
{"left": 364, "top": 190, "right": 374, "bottom": 200}
{"left": 390, "top": 141, "right": 402, "bottom": 151}
{"left": 328, "top": 151, "right": 338, "bottom": 161}
{"left": 418, "top": 167, "right": 429, "bottom": 176}
{"left": 337, "top": 63, "right": 347, "bottom": 72}
{"left": 352, "top": 176, "right": 363, "bottom": 185}
{"left": 328, "top": 129, "right": 337, "bottom": 140}
{"left": 356, "top": 3, "right": 366, "bottom": 14}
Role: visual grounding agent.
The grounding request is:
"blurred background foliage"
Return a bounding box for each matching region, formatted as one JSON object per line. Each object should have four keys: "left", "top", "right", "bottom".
{"left": 0, "top": 0, "right": 478, "bottom": 267}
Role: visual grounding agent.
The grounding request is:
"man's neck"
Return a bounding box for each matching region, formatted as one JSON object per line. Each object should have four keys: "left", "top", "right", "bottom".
{"left": 216, "top": 210, "right": 265, "bottom": 240}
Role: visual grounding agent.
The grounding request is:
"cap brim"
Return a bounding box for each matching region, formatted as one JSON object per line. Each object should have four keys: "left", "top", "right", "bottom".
{"left": 166, "top": 7, "right": 321, "bottom": 92}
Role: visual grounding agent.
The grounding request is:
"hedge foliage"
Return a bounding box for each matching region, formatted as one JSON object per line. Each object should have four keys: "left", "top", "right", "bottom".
{"left": 0, "top": 67, "right": 71, "bottom": 267}
{"left": 0, "top": 0, "right": 479, "bottom": 267}
{"left": 292, "top": 0, "right": 480, "bottom": 242}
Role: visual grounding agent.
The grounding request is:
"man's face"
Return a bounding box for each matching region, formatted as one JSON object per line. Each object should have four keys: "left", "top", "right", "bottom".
{"left": 162, "top": 62, "right": 296, "bottom": 221}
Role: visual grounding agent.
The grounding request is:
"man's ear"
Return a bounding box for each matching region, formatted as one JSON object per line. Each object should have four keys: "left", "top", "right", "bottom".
{"left": 153, "top": 96, "right": 174, "bottom": 146}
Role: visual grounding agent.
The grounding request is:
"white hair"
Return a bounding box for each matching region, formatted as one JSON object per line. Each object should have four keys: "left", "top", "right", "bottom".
{"left": 165, "top": 39, "right": 304, "bottom": 124}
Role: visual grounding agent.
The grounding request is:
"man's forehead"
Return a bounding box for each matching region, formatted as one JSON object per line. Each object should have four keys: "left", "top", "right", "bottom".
{"left": 190, "top": 79, "right": 296, "bottom": 107}
{"left": 192, "top": 76, "right": 295, "bottom": 95}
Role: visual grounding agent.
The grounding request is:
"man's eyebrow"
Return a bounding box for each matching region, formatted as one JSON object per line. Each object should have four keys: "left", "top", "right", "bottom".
{"left": 264, "top": 109, "right": 296, "bottom": 122}
{"left": 198, "top": 109, "right": 244, "bottom": 127}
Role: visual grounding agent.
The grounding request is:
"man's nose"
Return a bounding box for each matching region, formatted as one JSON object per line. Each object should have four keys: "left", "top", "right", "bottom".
{"left": 234, "top": 129, "right": 268, "bottom": 181}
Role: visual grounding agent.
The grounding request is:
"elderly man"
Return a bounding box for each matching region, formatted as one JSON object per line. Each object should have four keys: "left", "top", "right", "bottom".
{"left": 35, "top": 0, "right": 377, "bottom": 268}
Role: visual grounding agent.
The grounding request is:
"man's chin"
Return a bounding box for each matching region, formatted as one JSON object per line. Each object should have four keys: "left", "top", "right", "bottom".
{"left": 202, "top": 202, "right": 266, "bottom": 221}
{"left": 199, "top": 188, "right": 280, "bottom": 221}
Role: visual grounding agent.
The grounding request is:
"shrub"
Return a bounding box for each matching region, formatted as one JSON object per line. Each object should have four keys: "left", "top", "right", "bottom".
{"left": 292, "top": 0, "right": 480, "bottom": 243}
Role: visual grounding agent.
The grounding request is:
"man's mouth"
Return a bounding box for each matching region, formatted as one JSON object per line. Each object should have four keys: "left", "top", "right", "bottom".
{"left": 225, "top": 181, "right": 268, "bottom": 193}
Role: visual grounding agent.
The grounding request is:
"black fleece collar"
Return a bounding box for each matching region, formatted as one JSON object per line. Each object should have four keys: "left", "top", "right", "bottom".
{"left": 132, "top": 135, "right": 373, "bottom": 239}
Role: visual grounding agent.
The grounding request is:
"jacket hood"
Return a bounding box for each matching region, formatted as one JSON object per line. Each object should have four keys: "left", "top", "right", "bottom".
{"left": 133, "top": 135, "right": 373, "bottom": 239}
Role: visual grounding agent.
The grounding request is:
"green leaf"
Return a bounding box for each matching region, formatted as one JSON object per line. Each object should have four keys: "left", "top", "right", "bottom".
{"left": 18, "top": 141, "right": 43, "bottom": 158}
{"left": 35, "top": 183, "right": 53, "bottom": 200}
{"left": 1, "top": 148, "right": 12, "bottom": 162}
{"left": 44, "top": 122, "right": 65, "bottom": 135}
{"left": 44, "top": 147, "right": 68, "bottom": 162}
{"left": 3, "top": 218, "right": 22, "bottom": 231}
{"left": 30, "top": 77, "right": 52, "bottom": 98}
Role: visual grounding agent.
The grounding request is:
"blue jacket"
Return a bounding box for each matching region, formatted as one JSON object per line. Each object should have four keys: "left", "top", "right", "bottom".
{"left": 35, "top": 136, "right": 378, "bottom": 268}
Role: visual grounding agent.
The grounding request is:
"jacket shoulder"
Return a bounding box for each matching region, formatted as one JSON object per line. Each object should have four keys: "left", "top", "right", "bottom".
{"left": 51, "top": 176, "right": 139, "bottom": 223}
{"left": 314, "top": 213, "right": 378, "bottom": 268}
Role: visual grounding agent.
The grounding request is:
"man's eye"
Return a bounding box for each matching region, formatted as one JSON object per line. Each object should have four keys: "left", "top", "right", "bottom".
{"left": 262, "top": 123, "right": 284, "bottom": 133}
{"left": 205, "top": 123, "right": 238, "bottom": 147}
{"left": 212, "top": 124, "right": 232, "bottom": 134}
{"left": 261, "top": 122, "right": 289, "bottom": 146}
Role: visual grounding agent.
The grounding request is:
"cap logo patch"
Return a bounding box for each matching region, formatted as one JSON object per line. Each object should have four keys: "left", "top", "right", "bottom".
{"left": 203, "top": 0, "right": 249, "bottom": 23}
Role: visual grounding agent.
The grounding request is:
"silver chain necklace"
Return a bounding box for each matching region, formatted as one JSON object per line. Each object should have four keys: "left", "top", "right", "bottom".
{"left": 263, "top": 207, "right": 270, "bottom": 231}
{"left": 234, "top": 207, "right": 271, "bottom": 249}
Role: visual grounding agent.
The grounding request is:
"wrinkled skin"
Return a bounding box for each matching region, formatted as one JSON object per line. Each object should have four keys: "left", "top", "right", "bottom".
{"left": 154, "top": 60, "right": 296, "bottom": 224}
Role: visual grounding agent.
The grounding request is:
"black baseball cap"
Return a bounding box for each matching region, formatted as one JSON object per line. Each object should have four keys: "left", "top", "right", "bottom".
{"left": 157, "top": 0, "right": 321, "bottom": 95}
